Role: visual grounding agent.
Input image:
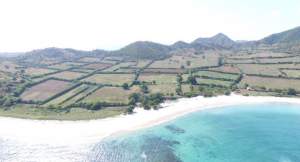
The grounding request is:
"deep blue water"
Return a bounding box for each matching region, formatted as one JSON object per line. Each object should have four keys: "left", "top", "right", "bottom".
{"left": 87, "top": 103, "right": 300, "bottom": 162}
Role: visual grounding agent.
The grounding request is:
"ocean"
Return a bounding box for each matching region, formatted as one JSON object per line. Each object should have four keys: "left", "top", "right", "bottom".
{"left": 88, "top": 103, "right": 300, "bottom": 162}
{"left": 1, "top": 102, "right": 300, "bottom": 162}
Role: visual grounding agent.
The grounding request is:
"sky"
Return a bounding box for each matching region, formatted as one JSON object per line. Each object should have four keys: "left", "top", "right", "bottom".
{"left": 0, "top": 0, "right": 299, "bottom": 52}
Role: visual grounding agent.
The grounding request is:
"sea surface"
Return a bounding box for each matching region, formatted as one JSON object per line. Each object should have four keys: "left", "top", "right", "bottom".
{"left": 1, "top": 103, "right": 300, "bottom": 162}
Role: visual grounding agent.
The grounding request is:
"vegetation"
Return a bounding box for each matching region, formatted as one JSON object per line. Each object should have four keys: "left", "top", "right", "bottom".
{"left": 1, "top": 26, "right": 300, "bottom": 119}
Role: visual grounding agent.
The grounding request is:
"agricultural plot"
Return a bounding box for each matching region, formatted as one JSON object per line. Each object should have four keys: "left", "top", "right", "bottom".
{"left": 236, "top": 64, "right": 283, "bottom": 76}
{"left": 240, "top": 76, "right": 300, "bottom": 91}
{"left": 0, "top": 61, "right": 19, "bottom": 73}
{"left": 82, "top": 86, "right": 140, "bottom": 104}
{"left": 281, "top": 69, "right": 300, "bottom": 78}
{"left": 193, "top": 71, "right": 239, "bottom": 80}
{"left": 49, "top": 63, "right": 72, "bottom": 70}
{"left": 225, "top": 58, "right": 259, "bottom": 64}
{"left": 20, "top": 80, "right": 72, "bottom": 102}
{"left": 44, "top": 84, "right": 90, "bottom": 106}
{"left": 196, "top": 78, "right": 233, "bottom": 87}
{"left": 227, "top": 52, "right": 291, "bottom": 59}
{"left": 209, "top": 65, "right": 241, "bottom": 74}
{"left": 130, "top": 60, "right": 152, "bottom": 68}
{"left": 0, "top": 72, "right": 11, "bottom": 82}
{"left": 48, "top": 71, "right": 86, "bottom": 80}
{"left": 115, "top": 68, "right": 138, "bottom": 73}
{"left": 143, "top": 68, "right": 185, "bottom": 74}
{"left": 237, "top": 64, "right": 300, "bottom": 76}
{"left": 24, "top": 67, "right": 56, "bottom": 76}
{"left": 62, "top": 85, "right": 99, "bottom": 107}
{"left": 82, "top": 73, "right": 134, "bottom": 85}
{"left": 138, "top": 74, "right": 177, "bottom": 84}
{"left": 78, "top": 57, "right": 103, "bottom": 63}
{"left": 83, "top": 63, "right": 113, "bottom": 70}
{"left": 149, "top": 54, "right": 220, "bottom": 69}
{"left": 102, "top": 62, "right": 136, "bottom": 72}
{"left": 147, "top": 84, "right": 176, "bottom": 96}
{"left": 259, "top": 56, "right": 300, "bottom": 63}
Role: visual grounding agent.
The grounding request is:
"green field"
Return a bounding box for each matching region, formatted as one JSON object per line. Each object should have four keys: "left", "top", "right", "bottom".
{"left": 194, "top": 70, "right": 239, "bottom": 80}
{"left": 240, "top": 76, "right": 300, "bottom": 91}
{"left": 138, "top": 73, "right": 177, "bottom": 84}
{"left": 82, "top": 73, "right": 134, "bottom": 85}
{"left": 196, "top": 78, "right": 233, "bottom": 87}
{"left": 44, "top": 84, "right": 90, "bottom": 106}
{"left": 82, "top": 86, "right": 140, "bottom": 104}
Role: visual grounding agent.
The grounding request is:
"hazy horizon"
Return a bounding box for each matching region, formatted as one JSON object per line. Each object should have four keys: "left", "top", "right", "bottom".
{"left": 0, "top": 0, "right": 299, "bottom": 53}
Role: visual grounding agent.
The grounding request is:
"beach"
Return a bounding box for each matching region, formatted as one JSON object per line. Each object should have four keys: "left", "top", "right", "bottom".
{"left": 1, "top": 94, "right": 300, "bottom": 145}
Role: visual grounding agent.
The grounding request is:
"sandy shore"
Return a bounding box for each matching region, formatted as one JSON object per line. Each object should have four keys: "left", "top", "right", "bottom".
{"left": 1, "top": 94, "right": 300, "bottom": 145}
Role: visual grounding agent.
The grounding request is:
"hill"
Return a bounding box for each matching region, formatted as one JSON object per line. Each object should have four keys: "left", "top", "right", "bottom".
{"left": 192, "top": 33, "right": 236, "bottom": 49}
{"left": 112, "top": 41, "right": 172, "bottom": 60}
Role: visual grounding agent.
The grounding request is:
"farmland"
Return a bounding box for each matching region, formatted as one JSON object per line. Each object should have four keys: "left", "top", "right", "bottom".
{"left": 20, "top": 79, "right": 72, "bottom": 102}
{"left": 82, "top": 73, "right": 134, "bottom": 85}
{"left": 2, "top": 38, "right": 300, "bottom": 120}
{"left": 47, "top": 71, "right": 86, "bottom": 80}
{"left": 82, "top": 86, "right": 140, "bottom": 104}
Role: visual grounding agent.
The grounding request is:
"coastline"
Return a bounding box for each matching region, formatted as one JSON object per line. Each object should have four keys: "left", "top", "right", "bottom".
{"left": 1, "top": 94, "right": 300, "bottom": 145}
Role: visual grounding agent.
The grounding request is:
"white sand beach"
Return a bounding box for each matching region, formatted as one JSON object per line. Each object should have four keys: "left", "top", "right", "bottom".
{"left": 1, "top": 94, "right": 300, "bottom": 144}
{"left": 1, "top": 94, "right": 300, "bottom": 161}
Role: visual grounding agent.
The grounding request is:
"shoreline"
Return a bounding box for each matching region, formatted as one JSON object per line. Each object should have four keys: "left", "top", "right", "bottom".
{"left": 1, "top": 94, "right": 300, "bottom": 145}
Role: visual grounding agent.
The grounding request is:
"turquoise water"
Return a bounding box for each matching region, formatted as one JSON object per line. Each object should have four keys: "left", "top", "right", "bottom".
{"left": 88, "top": 103, "right": 300, "bottom": 162}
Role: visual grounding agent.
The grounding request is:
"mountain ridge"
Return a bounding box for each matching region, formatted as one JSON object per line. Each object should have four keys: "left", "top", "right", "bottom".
{"left": 5, "top": 26, "right": 300, "bottom": 60}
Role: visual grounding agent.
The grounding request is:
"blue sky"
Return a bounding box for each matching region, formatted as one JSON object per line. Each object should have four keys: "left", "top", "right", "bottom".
{"left": 0, "top": 0, "right": 299, "bottom": 52}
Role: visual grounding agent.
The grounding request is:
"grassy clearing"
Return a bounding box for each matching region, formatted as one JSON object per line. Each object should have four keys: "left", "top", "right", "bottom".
{"left": 82, "top": 86, "right": 140, "bottom": 104}
{"left": 82, "top": 73, "right": 134, "bottom": 85}
{"left": 0, "top": 105, "right": 126, "bottom": 120}
{"left": 44, "top": 84, "right": 90, "bottom": 106}
{"left": 240, "top": 76, "right": 300, "bottom": 91}
{"left": 20, "top": 80, "right": 72, "bottom": 102}
{"left": 138, "top": 73, "right": 177, "bottom": 84}
{"left": 48, "top": 71, "right": 86, "bottom": 80}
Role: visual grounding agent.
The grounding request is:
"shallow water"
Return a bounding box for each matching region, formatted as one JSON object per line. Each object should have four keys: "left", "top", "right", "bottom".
{"left": 87, "top": 103, "right": 300, "bottom": 162}
{"left": 1, "top": 103, "right": 300, "bottom": 162}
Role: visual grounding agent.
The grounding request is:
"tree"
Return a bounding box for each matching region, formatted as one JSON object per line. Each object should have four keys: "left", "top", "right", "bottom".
{"left": 187, "top": 75, "right": 197, "bottom": 85}
{"left": 176, "top": 74, "right": 183, "bottom": 83}
{"left": 122, "top": 83, "right": 129, "bottom": 90}
{"left": 126, "top": 105, "right": 135, "bottom": 114}
{"left": 287, "top": 88, "right": 297, "bottom": 96}
{"left": 176, "top": 84, "right": 182, "bottom": 95}
{"left": 129, "top": 93, "right": 141, "bottom": 105}
{"left": 186, "top": 60, "right": 191, "bottom": 66}
{"left": 140, "top": 83, "right": 149, "bottom": 93}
